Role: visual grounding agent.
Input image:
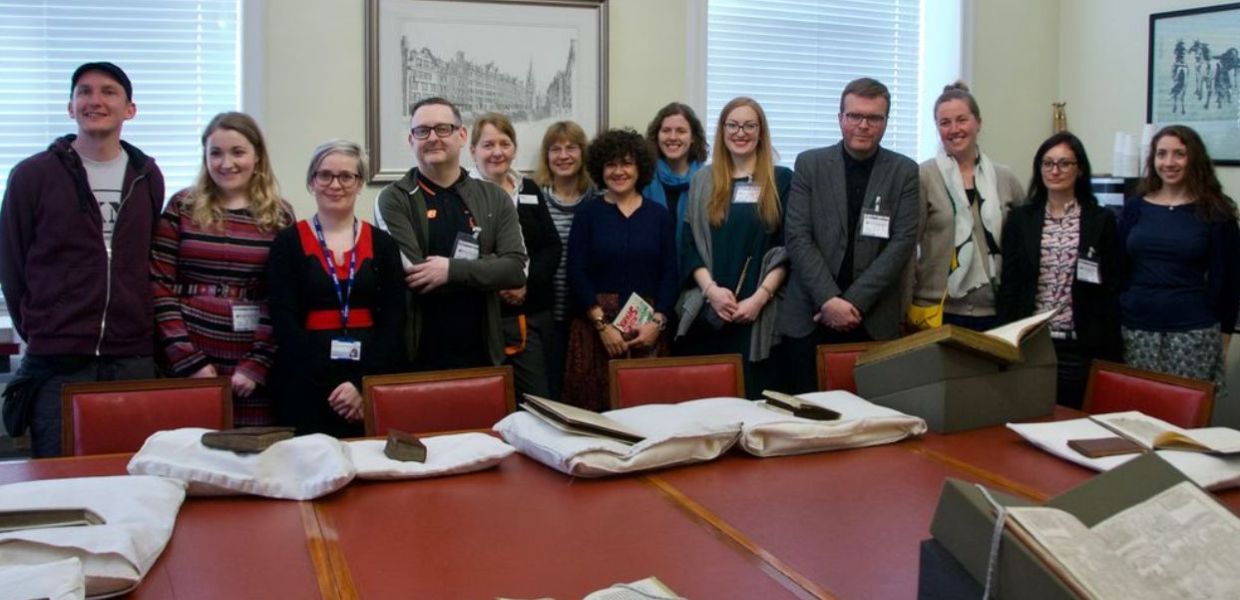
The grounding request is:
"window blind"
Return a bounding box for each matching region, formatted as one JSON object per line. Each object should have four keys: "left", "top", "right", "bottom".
{"left": 706, "top": 0, "right": 922, "bottom": 165}
{"left": 0, "top": 0, "right": 241, "bottom": 201}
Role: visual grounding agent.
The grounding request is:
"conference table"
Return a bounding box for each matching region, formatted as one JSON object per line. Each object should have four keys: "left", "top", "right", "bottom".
{"left": 3, "top": 410, "right": 1238, "bottom": 599}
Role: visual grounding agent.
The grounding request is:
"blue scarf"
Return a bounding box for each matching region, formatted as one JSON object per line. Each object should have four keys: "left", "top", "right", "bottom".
{"left": 644, "top": 159, "right": 701, "bottom": 250}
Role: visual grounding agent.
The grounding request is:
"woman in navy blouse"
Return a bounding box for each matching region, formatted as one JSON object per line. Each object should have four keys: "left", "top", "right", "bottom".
{"left": 1120, "top": 125, "right": 1240, "bottom": 414}
{"left": 562, "top": 129, "right": 678, "bottom": 410}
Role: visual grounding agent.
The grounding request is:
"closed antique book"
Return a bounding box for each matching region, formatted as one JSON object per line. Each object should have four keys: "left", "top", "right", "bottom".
{"left": 1066, "top": 437, "right": 1145, "bottom": 458}
{"left": 200, "top": 426, "right": 295, "bottom": 454}
{"left": 0, "top": 508, "right": 106, "bottom": 533}
{"left": 383, "top": 430, "right": 427, "bottom": 463}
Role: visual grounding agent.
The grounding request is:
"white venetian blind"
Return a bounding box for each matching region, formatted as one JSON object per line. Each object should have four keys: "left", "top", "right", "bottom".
{"left": 0, "top": 0, "right": 240, "bottom": 201}
{"left": 707, "top": 0, "right": 922, "bottom": 166}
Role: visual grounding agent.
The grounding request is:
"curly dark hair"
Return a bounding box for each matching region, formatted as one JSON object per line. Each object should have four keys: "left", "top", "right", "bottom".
{"left": 644, "top": 102, "right": 708, "bottom": 164}
{"left": 585, "top": 128, "right": 656, "bottom": 192}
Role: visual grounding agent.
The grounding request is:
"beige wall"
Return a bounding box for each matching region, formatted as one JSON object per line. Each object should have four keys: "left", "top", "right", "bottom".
{"left": 260, "top": 0, "right": 686, "bottom": 221}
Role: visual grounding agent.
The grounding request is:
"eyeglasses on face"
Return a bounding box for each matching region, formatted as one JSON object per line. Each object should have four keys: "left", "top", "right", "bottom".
{"left": 1040, "top": 159, "right": 1078, "bottom": 172}
{"left": 724, "top": 121, "right": 760, "bottom": 134}
{"left": 313, "top": 170, "right": 361, "bottom": 187}
{"left": 842, "top": 112, "right": 887, "bottom": 126}
{"left": 411, "top": 123, "right": 460, "bottom": 140}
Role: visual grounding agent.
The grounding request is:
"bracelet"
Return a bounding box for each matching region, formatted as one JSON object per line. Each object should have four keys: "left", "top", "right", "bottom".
{"left": 760, "top": 284, "right": 776, "bottom": 299}
{"left": 591, "top": 315, "right": 607, "bottom": 331}
{"left": 652, "top": 315, "right": 667, "bottom": 331}
{"left": 704, "top": 281, "right": 717, "bottom": 295}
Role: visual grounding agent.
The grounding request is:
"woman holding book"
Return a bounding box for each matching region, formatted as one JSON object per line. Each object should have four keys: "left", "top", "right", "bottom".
{"left": 563, "top": 129, "right": 678, "bottom": 410}
{"left": 534, "top": 120, "right": 595, "bottom": 399}
{"left": 151, "top": 112, "right": 295, "bottom": 425}
{"left": 267, "top": 140, "right": 407, "bottom": 436}
{"left": 910, "top": 82, "right": 1024, "bottom": 331}
{"left": 997, "top": 132, "right": 1122, "bottom": 409}
{"left": 1119, "top": 125, "right": 1240, "bottom": 414}
{"left": 468, "top": 113, "right": 562, "bottom": 399}
{"left": 675, "top": 97, "right": 792, "bottom": 397}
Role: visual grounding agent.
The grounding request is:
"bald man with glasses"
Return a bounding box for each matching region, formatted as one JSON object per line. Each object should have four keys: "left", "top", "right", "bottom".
{"left": 374, "top": 97, "right": 527, "bottom": 370}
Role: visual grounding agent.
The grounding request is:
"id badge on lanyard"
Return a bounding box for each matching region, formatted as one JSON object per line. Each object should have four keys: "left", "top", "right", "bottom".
{"left": 861, "top": 194, "right": 890, "bottom": 239}
{"left": 733, "top": 182, "right": 760, "bottom": 204}
{"left": 313, "top": 215, "right": 363, "bottom": 362}
{"left": 1077, "top": 247, "right": 1101, "bottom": 284}
{"left": 231, "top": 305, "right": 259, "bottom": 332}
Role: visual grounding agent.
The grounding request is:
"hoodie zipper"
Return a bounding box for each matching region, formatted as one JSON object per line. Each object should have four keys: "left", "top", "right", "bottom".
{"left": 95, "top": 170, "right": 148, "bottom": 355}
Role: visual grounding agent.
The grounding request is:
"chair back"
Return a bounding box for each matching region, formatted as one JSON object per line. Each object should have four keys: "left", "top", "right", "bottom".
{"left": 816, "top": 342, "right": 881, "bottom": 393}
{"left": 1083, "top": 360, "right": 1214, "bottom": 428}
{"left": 363, "top": 366, "right": 515, "bottom": 436}
{"left": 608, "top": 354, "right": 744, "bottom": 409}
{"left": 61, "top": 377, "right": 232, "bottom": 456}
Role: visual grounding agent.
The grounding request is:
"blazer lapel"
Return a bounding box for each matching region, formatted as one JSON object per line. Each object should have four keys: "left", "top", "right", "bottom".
{"left": 825, "top": 144, "right": 847, "bottom": 237}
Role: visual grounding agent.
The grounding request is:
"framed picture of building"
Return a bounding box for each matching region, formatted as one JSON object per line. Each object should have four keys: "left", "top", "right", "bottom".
{"left": 366, "top": 0, "right": 608, "bottom": 181}
{"left": 1147, "top": 2, "right": 1240, "bottom": 165}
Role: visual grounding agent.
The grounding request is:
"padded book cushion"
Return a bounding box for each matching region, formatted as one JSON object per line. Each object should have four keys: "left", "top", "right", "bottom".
{"left": 370, "top": 376, "right": 508, "bottom": 434}
{"left": 734, "top": 392, "right": 928, "bottom": 457}
{"left": 0, "top": 557, "right": 84, "bottom": 600}
{"left": 69, "top": 388, "right": 227, "bottom": 456}
{"left": 1090, "top": 371, "right": 1209, "bottom": 429}
{"left": 0, "top": 476, "right": 186, "bottom": 598}
{"left": 613, "top": 363, "right": 740, "bottom": 407}
{"left": 128, "top": 428, "right": 355, "bottom": 500}
{"left": 822, "top": 351, "right": 864, "bottom": 393}
{"left": 346, "top": 432, "right": 515, "bottom": 480}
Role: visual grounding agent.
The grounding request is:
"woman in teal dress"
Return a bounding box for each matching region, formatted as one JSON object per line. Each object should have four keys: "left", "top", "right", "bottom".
{"left": 675, "top": 97, "right": 792, "bottom": 397}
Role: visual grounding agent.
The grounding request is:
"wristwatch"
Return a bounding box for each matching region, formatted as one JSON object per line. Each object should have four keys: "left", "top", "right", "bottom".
{"left": 592, "top": 316, "right": 607, "bottom": 332}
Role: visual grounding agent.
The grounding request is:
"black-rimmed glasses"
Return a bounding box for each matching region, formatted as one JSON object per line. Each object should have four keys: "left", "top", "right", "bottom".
{"left": 411, "top": 123, "right": 460, "bottom": 140}
{"left": 313, "top": 170, "right": 361, "bottom": 187}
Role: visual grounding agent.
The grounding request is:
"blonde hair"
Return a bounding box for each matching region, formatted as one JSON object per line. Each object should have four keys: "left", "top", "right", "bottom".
{"left": 534, "top": 120, "right": 592, "bottom": 192}
{"left": 709, "top": 97, "right": 781, "bottom": 231}
{"left": 186, "top": 112, "right": 289, "bottom": 232}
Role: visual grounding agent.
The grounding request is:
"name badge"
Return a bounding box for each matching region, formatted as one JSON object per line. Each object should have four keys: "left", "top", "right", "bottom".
{"left": 231, "top": 305, "right": 260, "bottom": 332}
{"left": 452, "top": 232, "right": 480, "bottom": 260}
{"left": 518, "top": 194, "right": 540, "bottom": 205}
{"left": 861, "top": 213, "right": 890, "bottom": 239}
{"left": 330, "top": 338, "right": 362, "bottom": 361}
{"left": 1077, "top": 259, "right": 1101, "bottom": 284}
{"left": 733, "top": 183, "right": 760, "bottom": 204}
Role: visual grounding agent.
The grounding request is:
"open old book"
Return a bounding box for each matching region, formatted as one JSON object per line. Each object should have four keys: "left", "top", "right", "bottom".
{"left": 856, "top": 309, "right": 1056, "bottom": 366}
{"left": 997, "top": 481, "right": 1240, "bottom": 599}
{"left": 1092, "top": 411, "right": 1240, "bottom": 455}
{"left": 521, "top": 394, "right": 646, "bottom": 444}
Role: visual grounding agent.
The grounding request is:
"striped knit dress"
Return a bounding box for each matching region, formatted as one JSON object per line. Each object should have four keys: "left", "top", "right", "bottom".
{"left": 151, "top": 192, "right": 294, "bottom": 425}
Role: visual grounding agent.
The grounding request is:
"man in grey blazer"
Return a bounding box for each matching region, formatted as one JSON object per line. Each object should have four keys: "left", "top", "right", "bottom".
{"left": 778, "top": 78, "right": 920, "bottom": 392}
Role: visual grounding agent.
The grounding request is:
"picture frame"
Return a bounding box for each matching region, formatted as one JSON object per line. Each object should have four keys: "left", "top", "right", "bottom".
{"left": 365, "top": 0, "right": 608, "bottom": 182}
{"left": 1147, "top": 2, "right": 1240, "bottom": 166}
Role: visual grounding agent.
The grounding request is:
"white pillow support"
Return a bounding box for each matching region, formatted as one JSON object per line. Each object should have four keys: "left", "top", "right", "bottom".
{"left": 1007, "top": 418, "right": 1240, "bottom": 491}
{"left": 127, "top": 428, "right": 356, "bottom": 500}
{"left": 346, "top": 432, "right": 515, "bottom": 480}
{"left": 0, "top": 557, "right": 85, "bottom": 600}
{"left": 0, "top": 476, "right": 185, "bottom": 598}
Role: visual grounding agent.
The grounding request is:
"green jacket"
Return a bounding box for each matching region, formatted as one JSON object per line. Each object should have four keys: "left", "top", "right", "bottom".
{"left": 374, "top": 167, "right": 528, "bottom": 365}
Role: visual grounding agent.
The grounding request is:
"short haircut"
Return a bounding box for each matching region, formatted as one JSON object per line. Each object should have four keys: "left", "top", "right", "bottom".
{"left": 934, "top": 80, "right": 980, "bottom": 121}
{"left": 644, "top": 102, "right": 708, "bottom": 164}
{"left": 410, "top": 97, "right": 462, "bottom": 124}
{"left": 839, "top": 77, "right": 891, "bottom": 115}
{"left": 534, "top": 120, "right": 591, "bottom": 190}
{"left": 306, "top": 139, "right": 368, "bottom": 189}
{"left": 585, "top": 128, "right": 656, "bottom": 192}
{"left": 470, "top": 112, "right": 517, "bottom": 148}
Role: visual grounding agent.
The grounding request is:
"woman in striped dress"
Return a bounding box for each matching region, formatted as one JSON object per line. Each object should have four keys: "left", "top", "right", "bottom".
{"left": 151, "top": 112, "right": 294, "bottom": 425}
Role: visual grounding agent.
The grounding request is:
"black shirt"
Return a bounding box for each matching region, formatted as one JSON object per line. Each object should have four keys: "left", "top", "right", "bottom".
{"left": 838, "top": 149, "right": 877, "bottom": 292}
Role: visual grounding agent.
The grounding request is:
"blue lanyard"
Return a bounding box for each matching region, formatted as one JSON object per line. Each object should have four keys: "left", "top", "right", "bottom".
{"left": 312, "top": 215, "right": 359, "bottom": 331}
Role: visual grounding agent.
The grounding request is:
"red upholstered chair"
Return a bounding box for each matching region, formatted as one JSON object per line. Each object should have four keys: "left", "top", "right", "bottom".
{"left": 362, "top": 366, "right": 515, "bottom": 436}
{"left": 815, "top": 342, "right": 881, "bottom": 393}
{"left": 608, "top": 354, "right": 745, "bottom": 410}
{"left": 61, "top": 377, "right": 232, "bottom": 456}
{"left": 1082, "top": 360, "right": 1215, "bottom": 428}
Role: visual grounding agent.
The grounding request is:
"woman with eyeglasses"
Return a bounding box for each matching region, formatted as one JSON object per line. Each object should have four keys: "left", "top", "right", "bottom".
{"left": 643, "top": 102, "right": 708, "bottom": 247}
{"left": 468, "top": 113, "right": 561, "bottom": 398}
{"left": 151, "top": 112, "right": 294, "bottom": 425}
{"left": 533, "top": 120, "right": 595, "bottom": 399}
{"left": 562, "top": 128, "right": 678, "bottom": 411}
{"left": 911, "top": 82, "right": 1024, "bottom": 332}
{"left": 1119, "top": 125, "right": 1240, "bottom": 413}
{"left": 996, "top": 132, "right": 1121, "bottom": 408}
{"left": 267, "top": 140, "right": 407, "bottom": 436}
{"left": 674, "top": 97, "right": 791, "bottom": 397}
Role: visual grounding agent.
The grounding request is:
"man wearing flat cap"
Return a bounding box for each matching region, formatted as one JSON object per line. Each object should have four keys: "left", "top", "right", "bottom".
{"left": 0, "top": 62, "right": 166, "bottom": 456}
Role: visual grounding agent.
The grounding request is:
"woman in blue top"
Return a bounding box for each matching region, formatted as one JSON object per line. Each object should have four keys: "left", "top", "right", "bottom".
{"left": 675, "top": 97, "right": 792, "bottom": 397}
{"left": 1120, "top": 125, "right": 1240, "bottom": 408}
{"left": 643, "top": 102, "right": 707, "bottom": 247}
{"left": 562, "top": 129, "right": 678, "bottom": 411}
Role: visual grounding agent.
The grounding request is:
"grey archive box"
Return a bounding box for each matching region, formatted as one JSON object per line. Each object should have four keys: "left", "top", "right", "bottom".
{"left": 922, "top": 453, "right": 1195, "bottom": 600}
{"left": 854, "top": 327, "right": 1057, "bottom": 433}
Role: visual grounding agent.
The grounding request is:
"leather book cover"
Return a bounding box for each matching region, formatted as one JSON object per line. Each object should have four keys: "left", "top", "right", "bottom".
{"left": 384, "top": 430, "right": 428, "bottom": 462}
{"left": 1067, "top": 437, "right": 1145, "bottom": 458}
{"left": 201, "top": 426, "right": 295, "bottom": 454}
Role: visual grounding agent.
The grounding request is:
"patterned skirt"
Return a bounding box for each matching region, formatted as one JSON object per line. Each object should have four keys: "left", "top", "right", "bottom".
{"left": 560, "top": 293, "right": 666, "bottom": 412}
{"left": 1121, "top": 325, "right": 1226, "bottom": 392}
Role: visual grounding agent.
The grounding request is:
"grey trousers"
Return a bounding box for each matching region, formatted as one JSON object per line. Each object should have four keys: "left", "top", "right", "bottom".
{"left": 502, "top": 311, "right": 552, "bottom": 399}
{"left": 23, "top": 355, "right": 156, "bottom": 457}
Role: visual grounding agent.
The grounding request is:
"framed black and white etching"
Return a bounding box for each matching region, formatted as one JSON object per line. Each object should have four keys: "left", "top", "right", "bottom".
{"left": 1148, "top": 2, "right": 1240, "bottom": 165}
{"left": 365, "top": 0, "right": 608, "bottom": 181}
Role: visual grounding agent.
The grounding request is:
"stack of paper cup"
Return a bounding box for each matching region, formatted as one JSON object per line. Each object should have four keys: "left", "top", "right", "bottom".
{"left": 1112, "top": 132, "right": 1139, "bottom": 177}
{"left": 1139, "top": 124, "right": 1157, "bottom": 177}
